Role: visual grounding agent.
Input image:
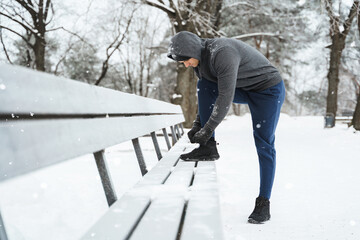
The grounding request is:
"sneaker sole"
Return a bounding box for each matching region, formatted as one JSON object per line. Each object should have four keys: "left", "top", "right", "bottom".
{"left": 247, "top": 217, "right": 270, "bottom": 224}
{"left": 180, "top": 156, "right": 220, "bottom": 162}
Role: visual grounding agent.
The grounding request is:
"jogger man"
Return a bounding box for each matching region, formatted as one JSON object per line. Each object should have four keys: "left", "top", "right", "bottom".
{"left": 168, "top": 31, "right": 286, "bottom": 224}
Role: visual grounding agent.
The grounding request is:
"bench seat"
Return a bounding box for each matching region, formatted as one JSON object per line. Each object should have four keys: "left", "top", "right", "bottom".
{"left": 81, "top": 137, "right": 224, "bottom": 240}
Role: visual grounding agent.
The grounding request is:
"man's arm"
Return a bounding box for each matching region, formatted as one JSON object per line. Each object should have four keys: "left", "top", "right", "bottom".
{"left": 206, "top": 47, "right": 240, "bottom": 130}
{"left": 193, "top": 47, "right": 240, "bottom": 144}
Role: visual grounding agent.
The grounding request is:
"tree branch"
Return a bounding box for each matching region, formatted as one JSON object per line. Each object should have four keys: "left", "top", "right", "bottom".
{"left": 324, "top": 0, "right": 340, "bottom": 35}
{"left": 44, "top": 0, "right": 51, "bottom": 21}
{"left": 95, "top": 7, "right": 137, "bottom": 86}
{"left": 54, "top": 41, "right": 75, "bottom": 75}
{"left": 0, "top": 24, "right": 34, "bottom": 47}
{"left": 47, "top": 26, "right": 96, "bottom": 51}
{"left": 232, "top": 32, "right": 284, "bottom": 40}
{"left": 341, "top": 0, "right": 359, "bottom": 37}
{"left": 0, "top": 12, "right": 37, "bottom": 35}
{"left": 15, "top": 0, "right": 37, "bottom": 18}
{"left": 45, "top": 2, "right": 54, "bottom": 26}
{"left": 144, "top": 0, "right": 176, "bottom": 18}
{"left": 0, "top": 29, "right": 13, "bottom": 64}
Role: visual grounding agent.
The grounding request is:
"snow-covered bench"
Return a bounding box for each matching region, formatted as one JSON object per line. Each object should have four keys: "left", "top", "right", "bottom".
{"left": 0, "top": 64, "right": 224, "bottom": 240}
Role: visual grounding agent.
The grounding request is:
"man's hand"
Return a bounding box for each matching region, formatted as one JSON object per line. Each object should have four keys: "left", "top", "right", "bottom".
{"left": 188, "top": 124, "right": 201, "bottom": 143}
{"left": 192, "top": 124, "right": 213, "bottom": 145}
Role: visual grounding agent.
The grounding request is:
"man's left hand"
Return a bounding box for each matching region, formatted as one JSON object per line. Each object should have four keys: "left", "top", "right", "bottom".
{"left": 192, "top": 124, "right": 213, "bottom": 145}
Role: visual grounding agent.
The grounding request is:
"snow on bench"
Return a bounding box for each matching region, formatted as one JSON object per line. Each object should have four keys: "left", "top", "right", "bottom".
{"left": 0, "top": 64, "right": 224, "bottom": 240}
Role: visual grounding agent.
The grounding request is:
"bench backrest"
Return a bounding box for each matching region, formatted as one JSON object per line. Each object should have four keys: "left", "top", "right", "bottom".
{"left": 0, "top": 64, "right": 184, "bottom": 182}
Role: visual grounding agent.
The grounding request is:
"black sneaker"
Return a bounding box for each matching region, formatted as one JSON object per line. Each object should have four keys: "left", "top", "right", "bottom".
{"left": 248, "top": 196, "right": 271, "bottom": 224}
{"left": 180, "top": 139, "right": 220, "bottom": 161}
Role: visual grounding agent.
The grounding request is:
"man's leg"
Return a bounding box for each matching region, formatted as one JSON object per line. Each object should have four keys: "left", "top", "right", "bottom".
{"left": 197, "top": 78, "right": 218, "bottom": 135}
{"left": 180, "top": 78, "right": 220, "bottom": 161}
{"left": 246, "top": 81, "right": 285, "bottom": 199}
{"left": 197, "top": 79, "right": 248, "bottom": 126}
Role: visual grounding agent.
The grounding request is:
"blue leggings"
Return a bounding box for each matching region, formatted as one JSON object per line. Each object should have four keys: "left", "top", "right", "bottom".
{"left": 197, "top": 78, "right": 285, "bottom": 199}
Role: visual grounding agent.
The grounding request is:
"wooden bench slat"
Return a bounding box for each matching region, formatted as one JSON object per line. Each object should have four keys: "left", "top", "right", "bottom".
{"left": 80, "top": 195, "right": 150, "bottom": 240}
{"left": 135, "top": 138, "right": 188, "bottom": 186}
{"left": 129, "top": 162, "right": 195, "bottom": 239}
{"left": 130, "top": 197, "right": 185, "bottom": 240}
{"left": 0, "top": 115, "right": 184, "bottom": 181}
{"left": 165, "top": 161, "right": 195, "bottom": 186}
{"left": 0, "top": 64, "right": 182, "bottom": 115}
{"left": 181, "top": 162, "right": 224, "bottom": 240}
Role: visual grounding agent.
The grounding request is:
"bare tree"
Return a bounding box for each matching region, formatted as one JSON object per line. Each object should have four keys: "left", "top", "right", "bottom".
{"left": 324, "top": 0, "right": 359, "bottom": 127}
{"left": 0, "top": 0, "right": 55, "bottom": 71}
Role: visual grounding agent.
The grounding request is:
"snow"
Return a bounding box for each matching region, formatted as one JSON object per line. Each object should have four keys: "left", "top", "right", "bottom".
{"left": 0, "top": 114, "right": 360, "bottom": 239}
{"left": 172, "top": 93, "right": 182, "bottom": 99}
{"left": 216, "top": 114, "right": 360, "bottom": 240}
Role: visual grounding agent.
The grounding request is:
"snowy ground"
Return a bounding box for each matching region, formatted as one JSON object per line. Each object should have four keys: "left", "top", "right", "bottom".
{"left": 216, "top": 114, "right": 360, "bottom": 240}
{"left": 0, "top": 114, "right": 360, "bottom": 240}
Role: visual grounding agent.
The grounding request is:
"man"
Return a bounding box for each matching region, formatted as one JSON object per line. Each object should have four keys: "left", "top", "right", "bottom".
{"left": 167, "top": 31, "right": 285, "bottom": 224}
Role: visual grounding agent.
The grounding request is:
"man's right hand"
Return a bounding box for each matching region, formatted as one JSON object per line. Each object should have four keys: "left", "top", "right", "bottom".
{"left": 188, "top": 124, "right": 201, "bottom": 143}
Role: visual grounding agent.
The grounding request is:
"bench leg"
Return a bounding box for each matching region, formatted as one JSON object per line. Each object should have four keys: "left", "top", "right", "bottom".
{"left": 175, "top": 125, "right": 181, "bottom": 139}
{"left": 170, "top": 126, "right": 178, "bottom": 145}
{"left": 93, "top": 150, "right": 118, "bottom": 207}
{"left": 151, "top": 131, "right": 162, "bottom": 161}
{"left": 180, "top": 123, "right": 185, "bottom": 135}
{"left": 132, "top": 138, "right": 148, "bottom": 176}
{"left": 0, "top": 210, "right": 8, "bottom": 240}
{"left": 162, "top": 128, "right": 171, "bottom": 150}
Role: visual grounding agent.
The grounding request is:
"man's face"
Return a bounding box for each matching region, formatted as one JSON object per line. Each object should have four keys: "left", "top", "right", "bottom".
{"left": 180, "top": 58, "right": 199, "bottom": 68}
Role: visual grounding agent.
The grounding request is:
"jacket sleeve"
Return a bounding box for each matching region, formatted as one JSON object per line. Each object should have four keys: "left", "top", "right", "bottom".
{"left": 205, "top": 47, "right": 240, "bottom": 130}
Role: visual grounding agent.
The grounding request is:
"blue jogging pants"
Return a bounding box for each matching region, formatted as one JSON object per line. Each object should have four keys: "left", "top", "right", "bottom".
{"left": 197, "top": 78, "right": 286, "bottom": 199}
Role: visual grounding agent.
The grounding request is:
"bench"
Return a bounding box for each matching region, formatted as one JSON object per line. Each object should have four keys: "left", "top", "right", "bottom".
{"left": 335, "top": 110, "right": 353, "bottom": 125}
{"left": 325, "top": 111, "right": 354, "bottom": 127}
{"left": 0, "top": 64, "right": 224, "bottom": 240}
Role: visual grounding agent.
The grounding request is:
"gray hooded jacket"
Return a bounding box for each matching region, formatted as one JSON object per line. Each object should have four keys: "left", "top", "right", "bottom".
{"left": 168, "top": 31, "right": 282, "bottom": 131}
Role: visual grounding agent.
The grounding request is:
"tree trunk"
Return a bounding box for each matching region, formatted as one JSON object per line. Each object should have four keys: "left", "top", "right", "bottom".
{"left": 172, "top": 64, "right": 198, "bottom": 128}
{"left": 352, "top": 93, "right": 360, "bottom": 130}
{"left": 351, "top": 10, "right": 360, "bottom": 130}
{"left": 34, "top": 35, "right": 46, "bottom": 71}
{"left": 325, "top": 35, "right": 342, "bottom": 119}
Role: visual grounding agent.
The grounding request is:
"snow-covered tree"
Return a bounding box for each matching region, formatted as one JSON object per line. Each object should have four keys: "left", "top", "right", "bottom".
{"left": 323, "top": 0, "right": 359, "bottom": 127}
